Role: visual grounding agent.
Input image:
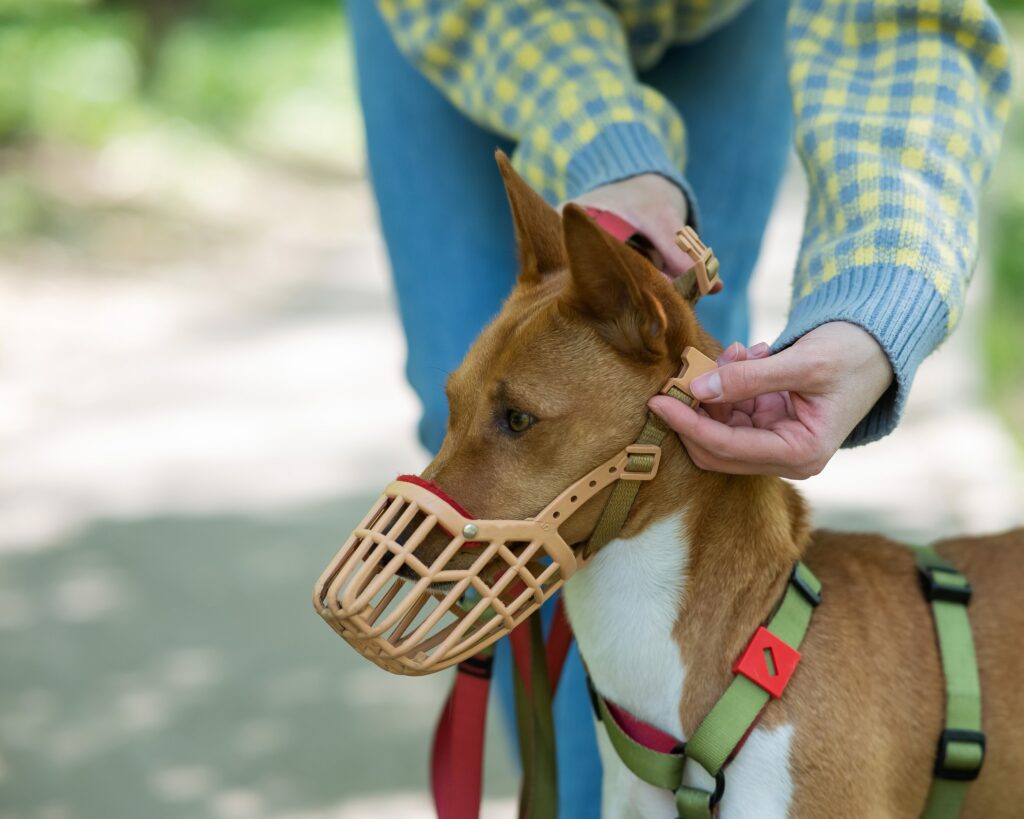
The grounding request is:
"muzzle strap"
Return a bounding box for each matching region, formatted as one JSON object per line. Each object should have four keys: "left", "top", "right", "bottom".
{"left": 584, "top": 346, "right": 716, "bottom": 558}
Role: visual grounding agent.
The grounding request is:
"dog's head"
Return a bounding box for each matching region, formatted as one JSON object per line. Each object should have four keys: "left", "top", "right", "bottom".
{"left": 416, "top": 153, "right": 719, "bottom": 565}
{"left": 313, "top": 153, "right": 726, "bottom": 672}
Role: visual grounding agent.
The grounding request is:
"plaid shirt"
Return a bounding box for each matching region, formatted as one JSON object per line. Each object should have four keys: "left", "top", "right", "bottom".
{"left": 377, "top": 0, "right": 1012, "bottom": 444}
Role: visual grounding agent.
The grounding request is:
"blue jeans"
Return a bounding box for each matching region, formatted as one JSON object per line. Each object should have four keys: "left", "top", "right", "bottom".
{"left": 349, "top": 1, "right": 792, "bottom": 814}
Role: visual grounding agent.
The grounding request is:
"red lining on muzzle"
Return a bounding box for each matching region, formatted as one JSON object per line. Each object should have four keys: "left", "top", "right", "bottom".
{"left": 395, "top": 475, "right": 483, "bottom": 549}
{"left": 397, "top": 475, "right": 476, "bottom": 519}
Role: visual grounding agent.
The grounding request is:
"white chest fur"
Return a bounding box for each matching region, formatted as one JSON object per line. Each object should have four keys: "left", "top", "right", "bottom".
{"left": 563, "top": 513, "right": 689, "bottom": 739}
{"left": 563, "top": 512, "right": 796, "bottom": 818}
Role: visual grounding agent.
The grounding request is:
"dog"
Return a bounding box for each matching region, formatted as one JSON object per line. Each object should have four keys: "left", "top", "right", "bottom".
{"left": 406, "top": 154, "right": 1024, "bottom": 817}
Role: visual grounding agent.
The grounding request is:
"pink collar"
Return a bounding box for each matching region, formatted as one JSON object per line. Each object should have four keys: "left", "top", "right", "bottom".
{"left": 582, "top": 206, "right": 639, "bottom": 243}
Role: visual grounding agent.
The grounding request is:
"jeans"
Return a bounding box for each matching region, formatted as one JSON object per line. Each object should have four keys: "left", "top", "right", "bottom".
{"left": 348, "top": 1, "right": 792, "bottom": 814}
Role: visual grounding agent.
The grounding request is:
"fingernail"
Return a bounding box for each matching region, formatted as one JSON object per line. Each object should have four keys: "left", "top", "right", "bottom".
{"left": 748, "top": 342, "right": 770, "bottom": 356}
{"left": 647, "top": 398, "right": 667, "bottom": 418}
{"left": 717, "top": 342, "right": 741, "bottom": 365}
{"left": 690, "top": 371, "right": 722, "bottom": 401}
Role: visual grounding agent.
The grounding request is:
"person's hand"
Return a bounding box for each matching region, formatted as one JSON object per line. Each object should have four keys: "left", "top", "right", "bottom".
{"left": 648, "top": 322, "right": 894, "bottom": 479}
{"left": 568, "top": 174, "right": 719, "bottom": 285}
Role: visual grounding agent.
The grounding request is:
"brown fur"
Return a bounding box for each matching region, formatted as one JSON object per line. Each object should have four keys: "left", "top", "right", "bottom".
{"left": 420, "top": 152, "right": 1024, "bottom": 815}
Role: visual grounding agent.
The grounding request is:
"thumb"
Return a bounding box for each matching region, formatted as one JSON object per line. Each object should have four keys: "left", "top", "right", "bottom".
{"left": 690, "top": 347, "right": 808, "bottom": 403}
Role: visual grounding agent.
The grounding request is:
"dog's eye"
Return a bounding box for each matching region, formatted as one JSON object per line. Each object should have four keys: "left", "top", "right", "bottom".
{"left": 505, "top": 408, "right": 536, "bottom": 434}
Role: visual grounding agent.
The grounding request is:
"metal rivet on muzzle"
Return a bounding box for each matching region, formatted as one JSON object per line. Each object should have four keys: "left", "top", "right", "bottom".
{"left": 462, "top": 523, "right": 479, "bottom": 539}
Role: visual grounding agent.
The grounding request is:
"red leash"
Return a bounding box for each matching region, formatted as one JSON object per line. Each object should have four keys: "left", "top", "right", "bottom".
{"left": 430, "top": 652, "right": 494, "bottom": 818}
{"left": 431, "top": 599, "right": 573, "bottom": 819}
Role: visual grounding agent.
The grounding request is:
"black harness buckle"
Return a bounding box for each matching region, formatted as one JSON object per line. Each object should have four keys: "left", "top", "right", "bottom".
{"left": 671, "top": 743, "right": 726, "bottom": 812}
{"left": 790, "top": 562, "right": 822, "bottom": 607}
{"left": 919, "top": 565, "right": 973, "bottom": 605}
{"left": 935, "top": 729, "right": 986, "bottom": 781}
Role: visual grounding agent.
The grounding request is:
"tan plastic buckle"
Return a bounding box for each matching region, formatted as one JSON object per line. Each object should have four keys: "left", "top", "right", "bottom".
{"left": 660, "top": 346, "right": 717, "bottom": 403}
{"left": 621, "top": 444, "right": 662, "bottom": 481}
{"left": 674, "top": 226, "right": 720, "bottom": 302}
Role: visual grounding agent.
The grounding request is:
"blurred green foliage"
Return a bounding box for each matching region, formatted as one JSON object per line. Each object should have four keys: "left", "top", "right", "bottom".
{"left": 0, "top": 0, "right": 353, "bottom": 150}
{"left": 983, "top": 6, "right": 1024, "bottom": 435}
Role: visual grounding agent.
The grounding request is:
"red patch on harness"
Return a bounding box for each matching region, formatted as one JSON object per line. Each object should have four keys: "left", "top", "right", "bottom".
{"left": 732, "top": 626, "right": 801, "bottom": 699}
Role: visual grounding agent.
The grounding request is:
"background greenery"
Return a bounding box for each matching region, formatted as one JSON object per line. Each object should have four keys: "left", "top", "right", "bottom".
{"left": 986, "top": 10, "right": 1024, "bottom": 440}
{"left": 1, "top": 0, "right": 1020, "bottom": 430}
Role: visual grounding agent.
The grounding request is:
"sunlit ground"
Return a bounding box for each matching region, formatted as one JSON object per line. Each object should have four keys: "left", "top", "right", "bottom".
{"left": 1, "top": 33, "right": 1023, "bottom": 819}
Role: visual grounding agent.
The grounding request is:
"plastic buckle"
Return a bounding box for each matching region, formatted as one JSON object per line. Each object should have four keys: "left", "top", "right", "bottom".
{"left": 674, "top": 226, "right": 720, "bottom": 301}
{"left": 790, "top": 562, "right": 822, "bottom": 607}
{"left": 919, "top": 565, "right": 972, "bottom": 605}
{"left": 621, "top": 444, "right": 662, "bottom": 481}
{"left": 935, "top": 729, "right": 986, "bottom": 781}
{"left": 671, "top": 746, "right": 726, "bottom": 812}
{"left": 660, "top": 347, "right": 717, "bottom": 402}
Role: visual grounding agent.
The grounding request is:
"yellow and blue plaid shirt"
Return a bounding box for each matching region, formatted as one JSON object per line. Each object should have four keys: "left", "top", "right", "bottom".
{"left": 378, "top": 0, "right": 1012, "bottom": 444}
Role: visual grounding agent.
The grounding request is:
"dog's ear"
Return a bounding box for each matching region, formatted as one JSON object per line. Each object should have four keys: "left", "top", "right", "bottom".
{"left": 495, "top": 150, "right": 565, "bottom": 285}
{"left": 560, "top": 203, "right": 671, "bottom": 361}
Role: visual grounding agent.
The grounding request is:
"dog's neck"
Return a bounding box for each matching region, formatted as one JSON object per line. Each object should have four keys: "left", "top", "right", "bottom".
{"left": 564, "top": 430, "right": 808, "bottom": 738}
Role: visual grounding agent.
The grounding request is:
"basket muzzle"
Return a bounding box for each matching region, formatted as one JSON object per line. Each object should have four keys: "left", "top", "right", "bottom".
{"left": 314, "top": 346, "right": 716, "bottom": 675}
{"left": 313, "top": 445, "right": 661, "bottom": 675}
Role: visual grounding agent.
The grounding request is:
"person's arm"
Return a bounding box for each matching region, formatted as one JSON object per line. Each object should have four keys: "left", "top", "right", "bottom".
{"left": 778, "top": 0, "right": 1012, "bottom": 445}
{"left": 650, "top": 0, "right": 1012, "bottom": 477}
{"left": 375, "top": 1, "right": 696, "bottom": 223}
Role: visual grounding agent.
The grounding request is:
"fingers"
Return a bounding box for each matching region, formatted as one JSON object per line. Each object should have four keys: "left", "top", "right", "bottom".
{"left": 649, "top": 397, "right": 792, "bottom": 464}
{"left": 717, "top": 342, "right": 769, "bottom": 416}
{"left": 645, "top": 219, "right": 695, "bottom": 278}
{"left": 689, "top": 343, "right": 814, "bottom": 404}
{"left": 701, "top": 343, "right": 745, "bottom": 423}
{"left": 716, "top": 342, "right": 743, "bottom": 366}
{"left": 647, "top": 396, "right": 825, "bottom": 479}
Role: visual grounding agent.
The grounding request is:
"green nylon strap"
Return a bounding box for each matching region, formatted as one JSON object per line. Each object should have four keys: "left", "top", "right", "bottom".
{"left": 593, "top": 692, "right": 685, "bottom": 790}
{"left": 676, "top": 783, "right": 717, "bottom": 818}
{"left": 584, "top": 387, "right": 694, "bottom": 558}
{"left": 915, "top": 547, "right": 984, "bottom": 819}
{"left": 923, "top": 779, "right": 973, "bottom": 819}
{"left": 594, "top": 563, "right": 821, "bottom": 819}
{"left": 675, "top": 255, "right": 720, "bottom": 302}
{"left": 673, "top": 563, "right": 821, "bottom": 818}
{"left": 513, "top": 615, "right": 558, "bottom": 819}
{"left": 685, "top": 562, "right": 821, "bottom": 775}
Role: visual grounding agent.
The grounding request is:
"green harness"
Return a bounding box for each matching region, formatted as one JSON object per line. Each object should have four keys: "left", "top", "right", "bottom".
{"left": 591, "top": 550, "right": 985, "bottom": 818}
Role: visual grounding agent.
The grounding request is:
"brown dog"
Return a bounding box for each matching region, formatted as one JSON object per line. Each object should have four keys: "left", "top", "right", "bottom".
{"left": 414, "top": 154, "right": 1024, "bottom": 817}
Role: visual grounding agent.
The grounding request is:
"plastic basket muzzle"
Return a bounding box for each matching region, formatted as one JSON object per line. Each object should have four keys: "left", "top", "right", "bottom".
{"left": 313, "top": 445, "right": 661, "bottom": 675}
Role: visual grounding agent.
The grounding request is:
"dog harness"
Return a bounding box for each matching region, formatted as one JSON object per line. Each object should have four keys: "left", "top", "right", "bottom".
{"left": 590, "top": 561, "right": 821, "bottom": 818}
{"left": 587, "top": 549, "right": 984, "bottom": 819}
{"left": 915, "top": 547, "right": 986, "bottom": 817}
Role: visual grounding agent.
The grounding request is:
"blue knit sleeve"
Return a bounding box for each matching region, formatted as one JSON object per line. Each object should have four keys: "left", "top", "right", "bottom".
{"left": 375, "top": 0, "right": 696, "bottom": 209}
{"left": 780, "top": 0, "right": 1012, "bottom": 446}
